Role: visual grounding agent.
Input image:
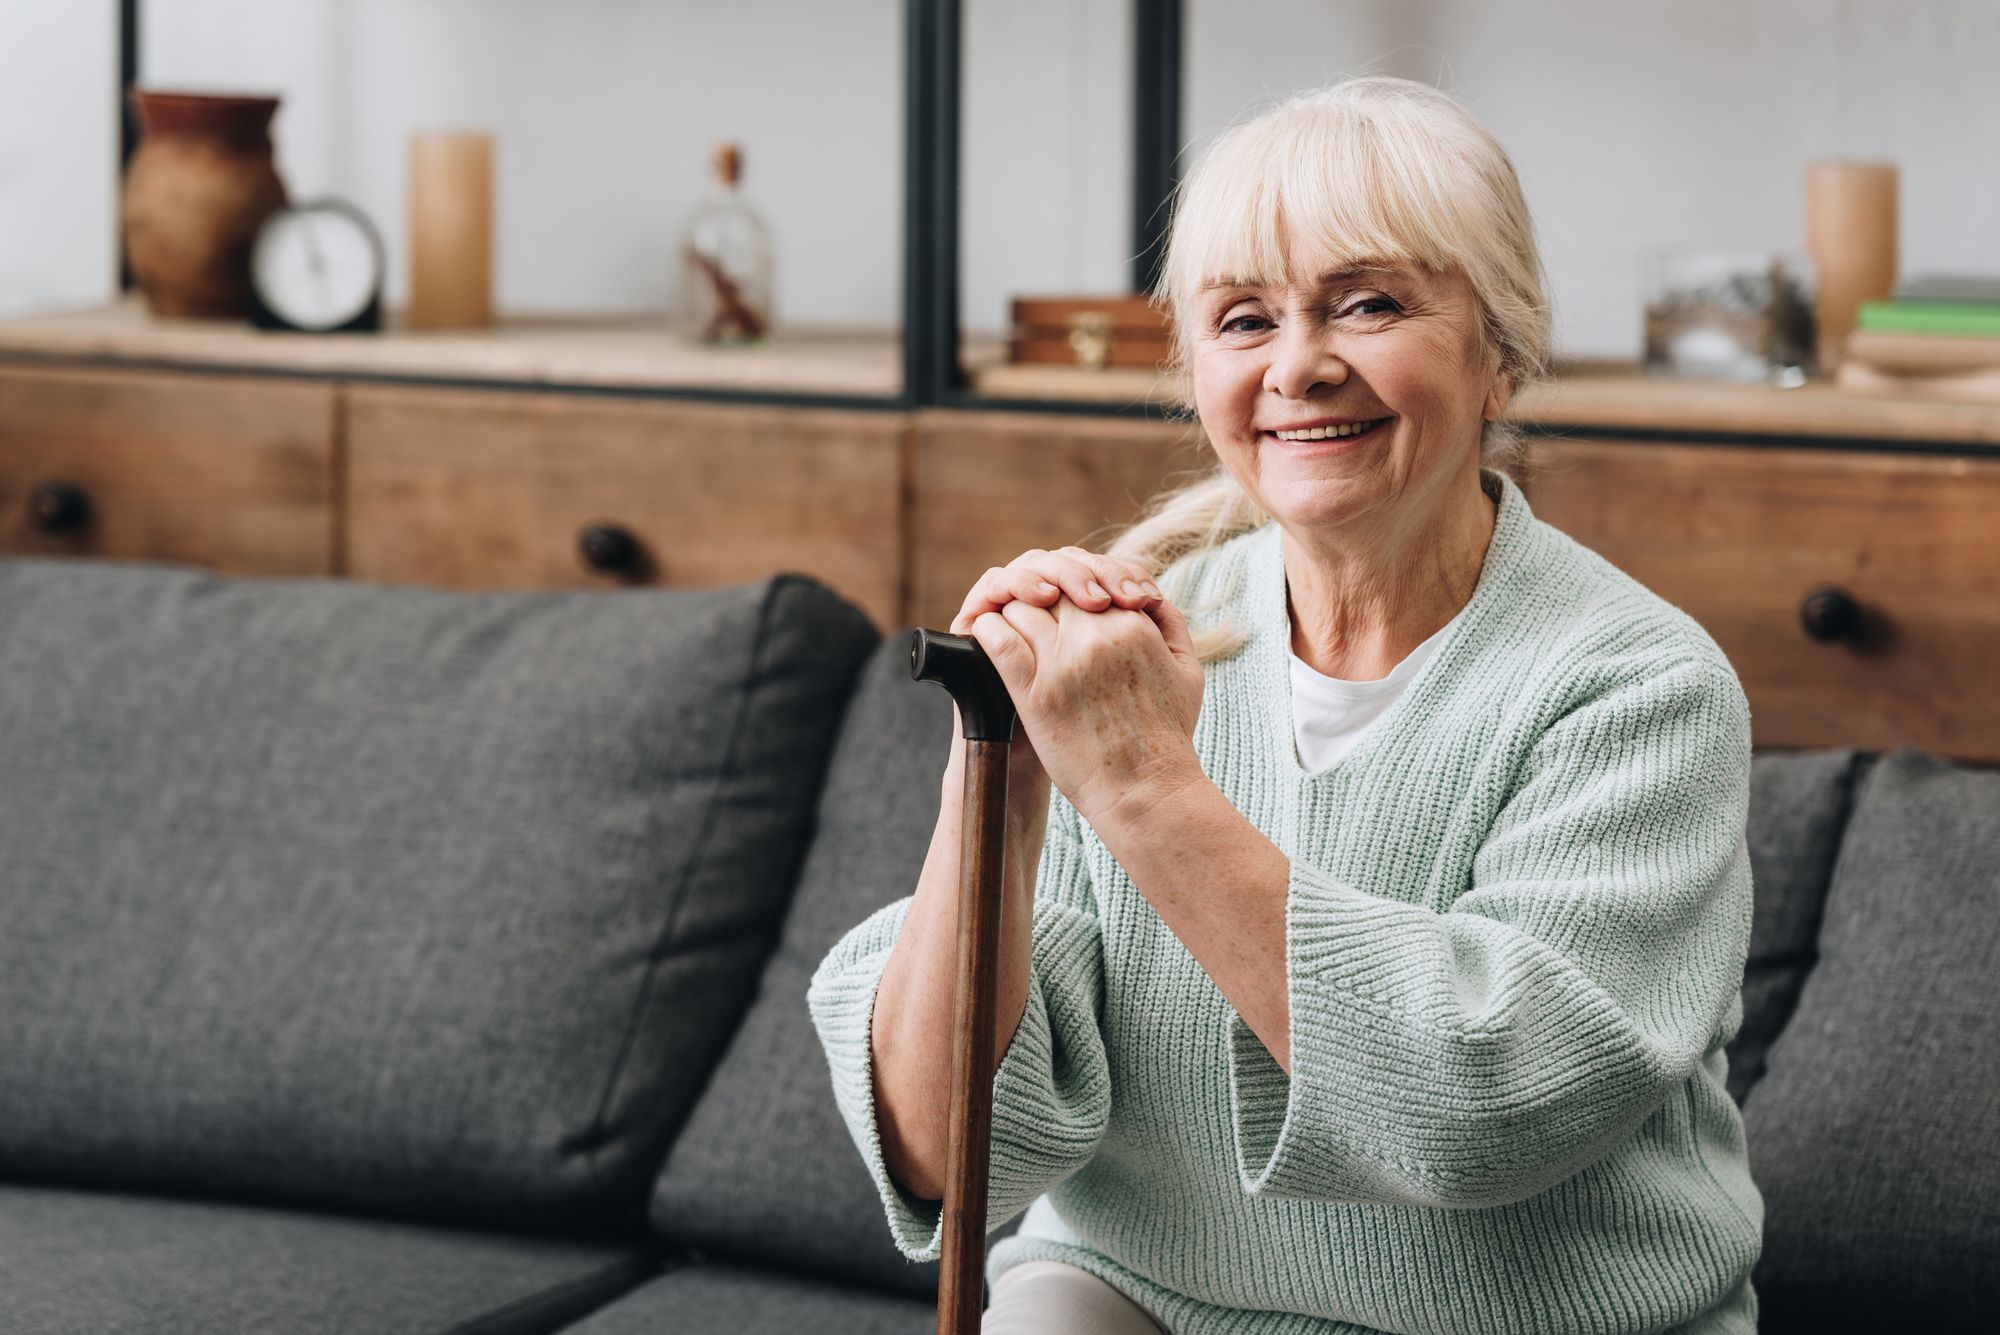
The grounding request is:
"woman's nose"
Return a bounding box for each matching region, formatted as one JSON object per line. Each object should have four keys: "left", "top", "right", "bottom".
{"left": 1264, "top": 324, "right": 1348, "bottom": 402}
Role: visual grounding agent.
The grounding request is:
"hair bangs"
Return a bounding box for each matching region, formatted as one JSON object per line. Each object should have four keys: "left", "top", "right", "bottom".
{"left": 1160, "top": 78, "right": 1549, "bottom": 389}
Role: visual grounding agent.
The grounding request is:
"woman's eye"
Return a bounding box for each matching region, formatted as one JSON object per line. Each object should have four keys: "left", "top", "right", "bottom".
{"left": 1220, "top": 314, "right": 1272, "bottom": 334}
{"left": 1342, "top": 297, "right": 1400, "bottom": 319}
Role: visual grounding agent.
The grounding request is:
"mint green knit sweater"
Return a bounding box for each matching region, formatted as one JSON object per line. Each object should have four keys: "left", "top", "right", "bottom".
{"left": 810, "top": 476, "right": 1761, "bottom": 1335}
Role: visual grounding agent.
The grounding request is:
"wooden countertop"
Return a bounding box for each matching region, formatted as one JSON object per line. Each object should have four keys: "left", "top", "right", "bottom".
{"left": 5, "top": 302, "right": 1998, "bottom": 446}
{"left": 0, "top": 300, "right": 907, "bottom": 398}
{"left": 1508, "top": 369, "right": 2000, "bottom": 447}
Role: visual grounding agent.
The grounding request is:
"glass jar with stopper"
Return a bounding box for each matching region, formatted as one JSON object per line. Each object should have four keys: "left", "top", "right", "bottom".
{"left": 680, "top": 143, "right": 773, "bottom": 343}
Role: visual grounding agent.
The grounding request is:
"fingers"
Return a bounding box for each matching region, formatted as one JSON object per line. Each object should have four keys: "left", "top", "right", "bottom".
{"left": 967, "top": 602, "right": 1048, "bottom": 695}
{"left": 1006, "top": 549, "right": 1115, "bottom": 615}
{"left": 953, "top": 564, "right": 1062, "bottom": 633}
{"left": 951, "top": 549, "right": 1164, "bottom": 633}
{"left": 1144, "top": 594, "right": 1199, "bottom": 665}
{"left": 1041, "top": 547, "right": 1162, "bottom": 611}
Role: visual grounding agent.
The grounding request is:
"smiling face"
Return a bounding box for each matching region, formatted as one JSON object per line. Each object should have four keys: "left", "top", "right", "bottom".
{"left": 1187, "top": 228, "right": 1512, "bottom": 543}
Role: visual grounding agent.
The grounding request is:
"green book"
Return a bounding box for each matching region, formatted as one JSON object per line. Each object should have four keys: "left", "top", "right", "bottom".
{"left": 1858, "top": 300, "right": 2000, "bottom": 338}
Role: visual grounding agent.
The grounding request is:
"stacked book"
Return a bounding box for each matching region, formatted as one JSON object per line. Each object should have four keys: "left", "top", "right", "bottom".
{"left": 1840, "top": 276, "right": 2000, "bottom": 403}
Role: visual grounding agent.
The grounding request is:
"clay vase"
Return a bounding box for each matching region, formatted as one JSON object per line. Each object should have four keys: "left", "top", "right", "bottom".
{"left": 123, "top": 91, "right": 288, "bottom": 319}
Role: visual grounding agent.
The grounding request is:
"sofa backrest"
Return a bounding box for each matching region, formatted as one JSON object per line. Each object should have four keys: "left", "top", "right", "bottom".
{"left": 649, "top": 633, "right": 961, "bottom": 1296}
{"left": 1728, "top": 749, "right": 1865, "bottom": 1103}
{"left": 0, "top": 561, "right": 876, "bottom": 1232}
{"left": 1744, "top": 750, "right": 2000, "bottom": 1332}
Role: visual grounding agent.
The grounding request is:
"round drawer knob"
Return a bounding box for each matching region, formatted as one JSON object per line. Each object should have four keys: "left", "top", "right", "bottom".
{"left": 578, "top": 523, "right": 643, "bottom": 576}
{"left": 1799, "top": 586, "right": 1861, "bottom": 644}
{"left": 27, "top": 481, "right": 92, "bottom": 534}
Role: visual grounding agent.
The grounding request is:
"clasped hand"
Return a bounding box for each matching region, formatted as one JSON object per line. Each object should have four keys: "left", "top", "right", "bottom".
{"left": 953, "top": 547, "right": 1207, "bottom": 831}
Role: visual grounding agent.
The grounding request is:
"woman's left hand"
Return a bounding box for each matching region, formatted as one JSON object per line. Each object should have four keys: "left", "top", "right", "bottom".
{"left": 966, "top": 587, "right": 1207, "bottom": 830}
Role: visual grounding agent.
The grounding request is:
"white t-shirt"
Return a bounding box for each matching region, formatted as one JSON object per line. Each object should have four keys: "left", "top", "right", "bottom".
{"left": 1288, "top": 611, "right": 1462, "bottom": 772}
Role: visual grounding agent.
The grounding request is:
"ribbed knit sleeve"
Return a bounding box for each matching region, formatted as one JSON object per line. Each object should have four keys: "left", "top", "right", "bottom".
{"left": 1229, "top": 649, "right": 1753, "bottom": 1210}
{"left": 807, "top": 796, "right": 1112, "bottom": 1260}
{"left": 989, "top": 798, "right": 1113, "bottom": 1220}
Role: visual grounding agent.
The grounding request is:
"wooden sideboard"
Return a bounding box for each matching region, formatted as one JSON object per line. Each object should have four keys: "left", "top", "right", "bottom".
{"left": 0, "top": 364, "right": 335, "bottom": 575}
{"left": 341, "top": 385, "right": 911, "bottom": 629}
{"left": 2, "top": 311, "right": 1996, "bottom": 760}
{"left": 1523, "top": 438, "right": 2000, "bottom": 760}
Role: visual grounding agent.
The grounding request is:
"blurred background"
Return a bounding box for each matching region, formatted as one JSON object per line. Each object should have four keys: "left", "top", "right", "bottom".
{"left": 4, "top": 0, "right": 1997, "bottom": 357}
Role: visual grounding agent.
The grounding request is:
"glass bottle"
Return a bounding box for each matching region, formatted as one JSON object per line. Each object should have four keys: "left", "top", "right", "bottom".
{"left": 680, "top": 143, "right": 773, "bottom": 343}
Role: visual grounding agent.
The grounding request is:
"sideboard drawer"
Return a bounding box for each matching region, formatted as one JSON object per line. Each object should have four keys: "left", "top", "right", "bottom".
{"left": 344, "top": 385, "right": 907, "bottom": 629}
{"left": 0, "top": 364, "right": 336, "bottom": 575}
{"left": 1527, "top": 438, "right": 2000, "bottom": 760}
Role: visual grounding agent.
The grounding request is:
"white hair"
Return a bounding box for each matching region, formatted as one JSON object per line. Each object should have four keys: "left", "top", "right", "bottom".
{"left": 1109, "top": 77, "right": 1553, "bottom": 659}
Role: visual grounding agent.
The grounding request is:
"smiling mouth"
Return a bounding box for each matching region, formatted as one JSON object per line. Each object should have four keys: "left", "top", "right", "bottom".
{"left": 1271, "top": 417, "right": 1388, "bottom": 442}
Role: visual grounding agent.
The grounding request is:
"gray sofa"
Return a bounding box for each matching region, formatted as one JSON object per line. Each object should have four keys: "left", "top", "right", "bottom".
{"left": 0, "top": 559, "right": 1991, "bottom": 1334}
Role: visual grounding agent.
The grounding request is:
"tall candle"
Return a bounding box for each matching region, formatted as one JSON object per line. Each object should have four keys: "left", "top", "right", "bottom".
{"left": 1806, "top": 160, "right": 1897, "bottom": 370}
{"left": 407, "top": 131, "right": 493, "bottom": 329}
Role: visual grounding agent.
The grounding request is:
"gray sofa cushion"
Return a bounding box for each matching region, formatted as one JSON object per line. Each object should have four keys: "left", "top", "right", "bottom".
{"left": 0, "top": 1183, "right": 655, "bottom": 1335}
{"left": 0, "top": 562, "right": 876, "bottom": 1230}
{"left": 1727, "top": 749, "right": 1864, "bottom": 1102}
{"left": 559, "top": 1261, "right": 934, "bottom": 1335}
{"left": 650, "top": 636, "right": 955, "bottom": 1296}
{"left": 1744, "top": 751, "right": 2000, "bottom": 1332}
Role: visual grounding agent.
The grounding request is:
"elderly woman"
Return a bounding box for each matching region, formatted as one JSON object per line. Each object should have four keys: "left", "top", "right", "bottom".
{"left": 812, "top": 78, "right": 1759, "bottom": 1335}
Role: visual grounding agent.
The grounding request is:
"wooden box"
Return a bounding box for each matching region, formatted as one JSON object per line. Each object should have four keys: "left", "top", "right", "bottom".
{"left": 1009, "top": 296, "right": 1173, "bottom": 371}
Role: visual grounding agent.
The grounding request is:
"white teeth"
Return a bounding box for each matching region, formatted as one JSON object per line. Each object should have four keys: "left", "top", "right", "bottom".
{"left": 1274, "top": 418, "right": 1381, "bottom": 441}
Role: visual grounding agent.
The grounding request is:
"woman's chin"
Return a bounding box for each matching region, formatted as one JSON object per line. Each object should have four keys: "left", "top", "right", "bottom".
{"left": 1257, "top": 481, "right": 1392, "bottom": 535}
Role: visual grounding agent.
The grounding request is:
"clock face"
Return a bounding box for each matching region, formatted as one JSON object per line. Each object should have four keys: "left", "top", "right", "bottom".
{"left": 251, "top": 200, "right": 385, "bottom": 332}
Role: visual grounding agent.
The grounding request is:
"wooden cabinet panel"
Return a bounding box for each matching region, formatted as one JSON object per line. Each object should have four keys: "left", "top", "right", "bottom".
{"left": 912, "top": 409, "right": 1206, "bottom": 631}
{"left": 345, "top": 385, "right": 906, "bottom": 629}
{"left": 1527, "top": 438, "right": 2000, "bottom": 761}
{"left": 0, "top": 364, "right": 335, "bottom": 575}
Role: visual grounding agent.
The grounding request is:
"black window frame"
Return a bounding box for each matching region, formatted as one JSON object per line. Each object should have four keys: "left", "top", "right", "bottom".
{"left": 904, "top": 0, "right": 1182, "bottom": 417}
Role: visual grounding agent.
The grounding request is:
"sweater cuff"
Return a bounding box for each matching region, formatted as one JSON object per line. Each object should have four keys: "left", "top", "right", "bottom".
{"left": 986, "top": 906, "right": 1112, "bottom": 1221}
{"left": 1225, "top": 860, "right": 1434, "bottom": 1203}
{"left": 805, "top": 899, "right": 947, "bottom": 1259}
{"left": 808, "top": 900, "right": 1107, "bottom": 1261}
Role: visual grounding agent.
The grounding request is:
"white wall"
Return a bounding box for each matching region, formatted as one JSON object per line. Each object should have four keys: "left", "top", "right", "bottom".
{"left": 1183, "top": 0, "right": 2000, "bottom": 356}
{"left": 0, "top": 0, "right": 117, "bottom": 318}
{"left": 6, "top": 0, "right": 1998, "bottom": 357}
{"left": 961, "top": 0, "right": 1132, "bottom": 335}
{"left": 140, "top": 0, "right": 902, "bottom": 325}
{"left": 1399, "top": 0, "right": 2000, "bottom": 357}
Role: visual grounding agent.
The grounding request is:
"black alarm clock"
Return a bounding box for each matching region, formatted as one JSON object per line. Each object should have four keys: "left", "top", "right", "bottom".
{"left": 249, "top": 198, "right": 386, "bottom": 333}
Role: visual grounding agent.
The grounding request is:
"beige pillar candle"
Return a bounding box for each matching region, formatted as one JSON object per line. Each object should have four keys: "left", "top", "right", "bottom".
{"left": 1806, "top": 160, "right": 1897, "bottom": 370}
{"left": 407, "top": 131, "right": 493, "bottom": 329}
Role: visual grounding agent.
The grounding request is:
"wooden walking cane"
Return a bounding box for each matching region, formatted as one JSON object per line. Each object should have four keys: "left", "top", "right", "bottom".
{"left": 909, "top": 627, "right": 1018, "bottom": 1335}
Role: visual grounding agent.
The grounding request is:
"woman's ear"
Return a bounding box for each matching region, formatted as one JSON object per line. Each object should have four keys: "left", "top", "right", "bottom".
{"left": 1482, "top": 368, "right": 1515, "bottom": 423}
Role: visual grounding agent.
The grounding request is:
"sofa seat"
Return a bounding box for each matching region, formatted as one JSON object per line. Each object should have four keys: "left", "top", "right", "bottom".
{"left": 0, "top": 1183, "right": 657, "bottom": 1335}
{"left": 561, "top": 1260, "right": 933, "bottom": 1335}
